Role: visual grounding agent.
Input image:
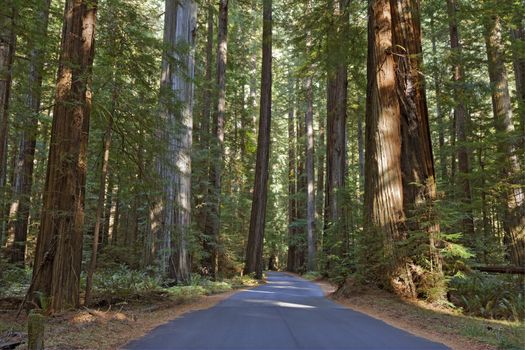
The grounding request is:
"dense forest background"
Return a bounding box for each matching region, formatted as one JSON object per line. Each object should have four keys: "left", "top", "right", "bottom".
{"left": 0, "top": 0, "right": 524, "bottom": 325}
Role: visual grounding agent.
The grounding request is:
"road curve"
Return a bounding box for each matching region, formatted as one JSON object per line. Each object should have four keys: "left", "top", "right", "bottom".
{"left": 125, "top": 272, "right": 449, "bottom": 350}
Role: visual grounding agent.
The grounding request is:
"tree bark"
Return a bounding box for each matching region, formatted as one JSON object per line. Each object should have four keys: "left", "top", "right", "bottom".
{"left": 244, "top": 0, "right": 272, "bottom": 279}
{"left": 447, "top": 0, "right": 475, "bottom": 241}
{"left": 152, "top": 0, "right": 197, "bottom": 283}
{"left": 205, "top": 0, "right": 228, "bottom": 278}
{"left": 28, "top": 0, "right": 97, "bottom": 312}
{"left": 6, "top": 0, "right": 52, "bottom": 265}
{"left": 305, "top": 85, "right": 316, "bottom": 271}
{"left": 305, "top": 0, "right": 316, "bottom": 271}
{"left": 365, "top": 0, "right": 443, "bottom": 298}
{"left": 286, "top": 73, "right": 297, "bottom": 272}
{"left": 199, "top": 2, "right": 214, "bottom": 275}
{"left": 364, "top": 0, "right": 405, "bottom": 286}
{"left": 0, "top": 2, "right": 17, "bottom": 246}
{"left": 324, "top": 0, "right": 348, "bottom": 260}
{"left": 392, "top": 0, "right": 442, "bottom": 288}
{"left": 485, "top": 14, "right": 525, "bottom": 267}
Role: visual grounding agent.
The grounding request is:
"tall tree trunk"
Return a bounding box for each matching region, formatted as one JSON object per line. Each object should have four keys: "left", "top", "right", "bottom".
{"left": 286, "top": 74, "right": 297, "bottom": 272}
{"left": 485, "top": 14, "right": 525, "bottom": 266}
{"left": 365, "top": 0, "right": 443, "bottom": 298}
{"left": 392, "top": 0, "right": 442, "bottom": 288}
{"left": 305, "top": 0, "right": 316, "bottom": 271}
{"left": 324, "top": 0, "right": 348, "bottom": 261}
{"left": 316, "top": 112, "right": 325, "bottom": 240}
{"left": 84, "top": 114, "right": 112, "bottom": 305}
{"left": 205, "top": 0, "right": 228, "bottom": 278}
{"left": 244, "top": 0, "right": 272, "bottom": 279}
{"left": 305, "top": 83, "right": 316, "bottom": 271}
{"left": 200, "top": 2, "right": 214, "bottom": 275}
{"left": 447, "top": 0, "right": 475, "bottom": 241}
{"left": 0, "top": 2, "right": 17, "bottom": 246}
{"left": 6, "top": 0, "right": 52, "bottom": 265}
{"left": 152, "top": 0, "right": 197, "bottom": 283}
{"left": 28, "top": 0, "right": 97, "bottom": 312}
{"left": 364, "top": 0, "right": 405, "bottom": 289}
{"left": 296, "top": 110, "right": 306, "bottom": 270}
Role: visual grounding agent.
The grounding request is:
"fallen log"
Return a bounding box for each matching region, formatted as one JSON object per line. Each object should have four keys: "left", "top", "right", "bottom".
{"left": 471, "top": 265, "right": 525, "bottom": 274}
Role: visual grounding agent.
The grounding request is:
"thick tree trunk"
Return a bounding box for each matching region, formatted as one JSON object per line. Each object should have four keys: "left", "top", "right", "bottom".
{"left": 485, "top": 15, "right": 525, "bottom": 267}
{"left": 0, "top": 3, "right": 17, "bottom": 246}
{"left": 364, "top": 0, "right": 405, "bottom": 286}
{"left": 205, "top": 0, "right": 228, "bottom": 278}
{"left": 84, "top": 115, "right": 112, "bottom": 305}
{"left": 365, "top": 0, "right": 443, "bottom": 298}
{"left": 152, "top": 0, "right": 197, "bottom": 283}
{"left": 447, "top": 0, "right": 475, "bottom": 241}
{"left": 244, "top": 0, "right": 272, "bottom": 279}
{"left": 28, "top": 0, "right": 97, "bottom": 312}
{"left": 392, "top": 0, "right": 442, "bottom": 286}
{"left": 6, "top": 0, "right": 52, "bottom": 265}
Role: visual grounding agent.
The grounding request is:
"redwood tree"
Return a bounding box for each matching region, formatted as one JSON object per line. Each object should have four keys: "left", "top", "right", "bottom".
{"left": 244, "top": 0, "right": 272, "bottom": 279}
{"left": 364, "top": 0, "right": 443, "bottom": 298}
{"left": 150, "top": 0, "right": 197, "bottom": 283}
{"left": 28, "top": 0, "right": 98, "bottom": 312}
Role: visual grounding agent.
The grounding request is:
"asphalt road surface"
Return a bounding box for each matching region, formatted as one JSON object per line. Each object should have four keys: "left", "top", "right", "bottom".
{"left": 125, "top": 272, "right": 449, "bottom": 350}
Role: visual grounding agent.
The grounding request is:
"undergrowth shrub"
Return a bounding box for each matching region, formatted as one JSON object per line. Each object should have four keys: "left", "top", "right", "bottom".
{"left": 0, "top": 261, "right": 31, "bottom": 298}
{"left": 449, "top": 272, "right": 525, "bottom": 321}
{"left": 91, "top": 265, "right": 163, "bottom": 303}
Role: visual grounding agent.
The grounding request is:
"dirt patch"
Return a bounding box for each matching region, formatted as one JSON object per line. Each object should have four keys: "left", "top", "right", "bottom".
{"left": 314, "top": 279, "right": 523, "bottom": 350}
{"left": 0, "top": 289, "right": 244, "bottom": 350}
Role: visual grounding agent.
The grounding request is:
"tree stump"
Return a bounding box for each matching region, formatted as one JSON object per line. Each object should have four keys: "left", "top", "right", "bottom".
{"left": 28, "top": 311, "right": 44, "bottom": 350}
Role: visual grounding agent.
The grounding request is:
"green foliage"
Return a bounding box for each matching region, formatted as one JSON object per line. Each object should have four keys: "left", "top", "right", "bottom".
{"left": 450, "top": 272, "right": 525, "bottom": 321}
{"left": 0, "top": 261, "right": 32, "bottom": 298}
{"left": 302, "top": 271, "right": 322, "bottom": 281}
{"left": 90, "top": 265, "right": 163, "bottom": 303}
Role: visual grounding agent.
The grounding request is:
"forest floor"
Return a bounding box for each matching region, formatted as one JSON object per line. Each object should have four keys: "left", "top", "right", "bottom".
{"left": 0, "top": 287, "right": 254, "bottom": 349}
{"left": 311, "top": 277, "right": 524, "bottom": 350}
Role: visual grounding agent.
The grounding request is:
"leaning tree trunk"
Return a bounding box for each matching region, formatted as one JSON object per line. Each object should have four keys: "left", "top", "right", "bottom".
{"left": 151, "top": 0, "right": 197, "bottom": 283}
{"left": 447, "top": 0, "right": 475, "bottom": 242}
{"left": 244, "top": 0, "right": 272, "bottom": 279}
{"left": 485, "top": 14, "right": 525, "bottom": 267}
{"left": 28, "top": 0, "right": 97, "bottom": 312}
{"left": 205, "top": 0, "right": 228, "bottom": 278}
{"left": 7, "top": 0, "right": 52, "bottom": 265}
{"left": 0, "top": 2, "right": 17, "bottom": 246}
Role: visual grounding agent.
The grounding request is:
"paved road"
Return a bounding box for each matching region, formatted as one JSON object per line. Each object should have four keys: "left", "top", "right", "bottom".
{"left": 125, "top": 272, "right": 449, "bottom": 350}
